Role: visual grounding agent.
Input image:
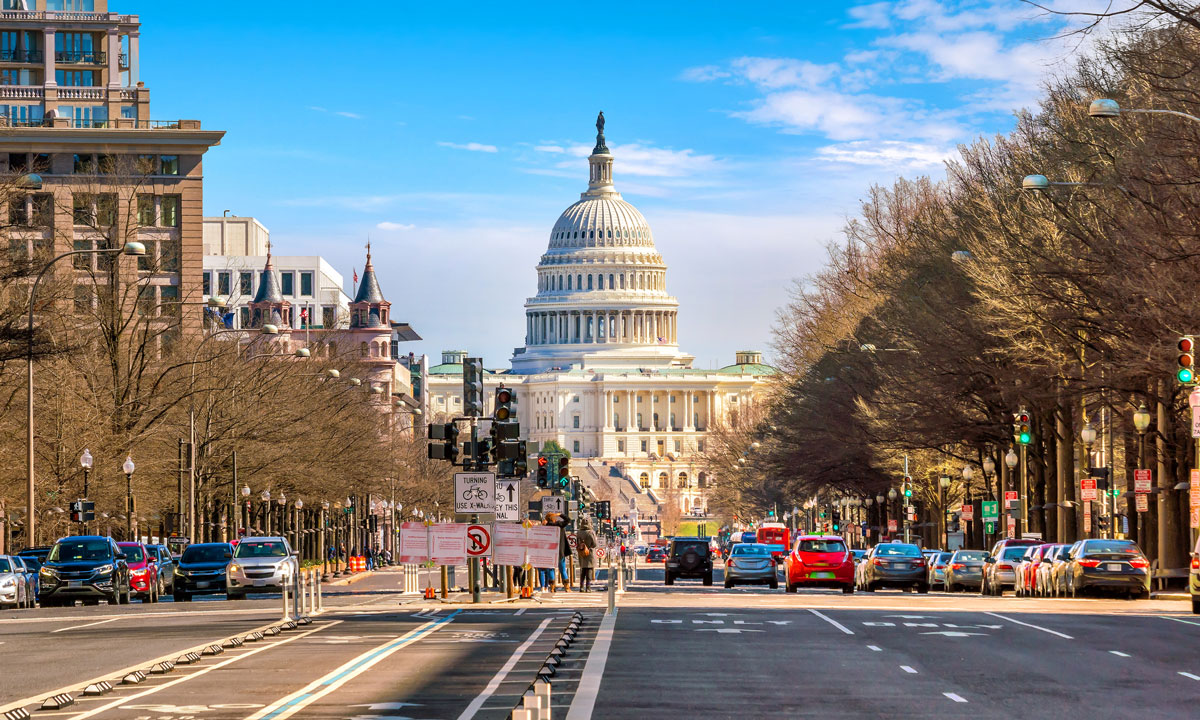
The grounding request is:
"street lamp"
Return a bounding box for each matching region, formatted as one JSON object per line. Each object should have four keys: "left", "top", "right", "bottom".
{"left": 1088, "top": 97, "right": 1200, "bottom": 124}
{"left": 80, "top": 448, "right": 93, "bottom": 498}
{"left": 24, "top": 240, "right": 146, "bottom": 547}
{"left": 123, "top": 455, "right": 135, "bottom": 540}
{"left": 1005, "top": 449, "right": 1018, "bottom": 470}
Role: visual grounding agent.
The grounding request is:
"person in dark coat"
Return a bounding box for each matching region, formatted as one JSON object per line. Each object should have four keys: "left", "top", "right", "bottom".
{"left": 547, "top": 512, "right": 570, "bottom": 590}
{"left": 576, "top": 516, "right": 598, "bottom": 592}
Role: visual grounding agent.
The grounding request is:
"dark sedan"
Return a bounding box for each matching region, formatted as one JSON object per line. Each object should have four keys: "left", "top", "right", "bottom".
{"left": 1066, "top": 539, "right": 1150, "bottom": 599}
{"left": 944, "top": 550, "right": 987, "bottom": 592}
{"left": 862, "top": 543, "right": 929, "bottom": 593}
{"left": 174, "top": 542, "right": 234, "bottom": 600}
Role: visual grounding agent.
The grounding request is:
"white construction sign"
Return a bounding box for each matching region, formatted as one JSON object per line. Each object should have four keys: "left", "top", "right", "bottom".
{"left": 455, "top": 472, "right": 496, "bottom": 514}
{"left": 493, "top": 523, "right": 528, "bottom": 566}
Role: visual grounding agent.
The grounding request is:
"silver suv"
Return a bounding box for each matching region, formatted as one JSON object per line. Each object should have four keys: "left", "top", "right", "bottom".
{"left": 225, "top": 537, "right": 298, "bottom": 600}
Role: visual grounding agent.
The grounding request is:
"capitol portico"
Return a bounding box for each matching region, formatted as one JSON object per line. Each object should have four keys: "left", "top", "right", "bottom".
{"left": 423, "top": 114, "right": 774, "bottom": 538}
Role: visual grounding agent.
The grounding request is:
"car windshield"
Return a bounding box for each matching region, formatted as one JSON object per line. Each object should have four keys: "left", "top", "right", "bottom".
{"left": 936, "top": 552, "right": 953, "bottom": 562}
{"left": 954, "top": 551, "right": 987, "bottom": 562}
{"left": 183, "top": 545, "right": 231, "bottom": 563}
{"left": 732, "top": 544, "right": 770, "bottom": 556}
{"left": 1002, "top": 547, "right": 1028, "bottom": 561}
{"left": 235, "top": 541, "right": 287, "bottom": 558}
{"left": 673, "top": 542, "right": 707, "bottom": 554}
{"left": 120, "top": 545, "right": 144, "bottom": 563}
{"left": 18, "top": 556, "right": 40, "bottom": 570}
{"left": 875, "top": 544, "right": 921, "bottom": 557}
{"left": 798, "top": 539, "right": 846, "bottom": 553}
{"left": 49, "top": 539, "right": 111, "bottom": 562}
{"left": 0, "top": 558, "right": 11, "bottom": 572}
{"left": 1083, "top": 541, "right": 1140, "bottom": 555}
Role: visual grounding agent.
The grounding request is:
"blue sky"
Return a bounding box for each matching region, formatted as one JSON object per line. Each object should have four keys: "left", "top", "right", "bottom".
{"left": 142, "top": 0, "right": 1097, "bottom": 369}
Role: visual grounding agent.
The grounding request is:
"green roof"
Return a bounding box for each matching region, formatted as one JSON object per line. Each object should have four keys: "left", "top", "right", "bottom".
{"left": 427, "top": 364, "right": 507, "bottom": 376}
{"left": 717, "top": 363, "right": 778, "bottom": 376}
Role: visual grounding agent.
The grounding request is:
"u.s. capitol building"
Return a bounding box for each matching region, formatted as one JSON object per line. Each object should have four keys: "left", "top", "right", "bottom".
{"left": 424, "top": 116, "right": 774, "bottom": 536}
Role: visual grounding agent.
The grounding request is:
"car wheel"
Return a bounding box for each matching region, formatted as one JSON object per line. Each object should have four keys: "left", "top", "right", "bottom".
{"left": 946, "top": 583, "right": 956, "bottom": 593}
{"left": 664, "top": 573, "right": 674, "bottom": 586}
{"left": 865, "top": 582, "right": 876, "bottom": 593}
{"left": 1192, "top": 597, "right": 1200, "bottom": 615}
{"left": 226, "top": 590, "right": 243, "bottom": 601}
{"left": 842, "top": 584, "right": 853, "bottom": 594}
{"left": 918, "top": 583, "right": 929, "bottom": 594}
{"left": 770, "top": 579, "right": 779, "bottom": 590}
{"left": 995, "top": 584, "right": 1004, "bottom": 597}
{"left": 703, "top": 572, "right": 713, "bottom": 586}
{"left": 724, "top": 578, "right": 732, "bottom": 588}
{"left": 108, "top": 589, "right": 121, "bottom": 605}
{"left": 786, "top": 582, "right": 797, "bottom": 593}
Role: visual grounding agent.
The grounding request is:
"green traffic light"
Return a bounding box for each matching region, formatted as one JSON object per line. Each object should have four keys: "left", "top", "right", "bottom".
{"left": 1179, "top": 368, "right": 1195, "bottom": 383}
{"left": 904, "top": 488, "right": 912, "bottom": 497}
{"left": 1019, "top": 432, "right": 1031, "bottom": 444}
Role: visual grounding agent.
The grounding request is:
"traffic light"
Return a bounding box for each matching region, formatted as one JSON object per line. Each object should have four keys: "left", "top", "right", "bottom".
{"left": 595, "top": 500, "right": 611, "bottom": 520}
{"left": 903, "top": 476, "right": 912, "bottom": 498}
{"left": 491, "top": 386, "right": 521, "bottom": 470}
{"left": 427, "top": 422, "right": 460, "bottom": 463}
{"left": 831, "top": 509, "right": 840, "bottom": 532}
{"left": 1179, "top": 337, "right": 1195, "bottom": 384}
{"left": 557, "top": 456, "right": 570, "bottom": 489}
{"left": 536, "top": 456, "right": 549, "bottom": 488}
{"left": 1013, "top": 409, "right": 1031, "bottom": 445}
{"left": 513, "top": 441, "right": 528, "bottom": 478}
{"left": 463, "top": 357, "right": 484, "bottom": 416}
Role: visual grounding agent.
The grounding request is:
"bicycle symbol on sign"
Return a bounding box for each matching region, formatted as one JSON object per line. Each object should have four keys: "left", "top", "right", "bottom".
{"left": 462, "top": 487, "right": 488, "bottom": 501}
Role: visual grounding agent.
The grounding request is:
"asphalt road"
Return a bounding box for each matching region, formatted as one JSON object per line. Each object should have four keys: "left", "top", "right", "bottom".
{"left": 1, "top": 563, "right": 1196, "bottom": 719}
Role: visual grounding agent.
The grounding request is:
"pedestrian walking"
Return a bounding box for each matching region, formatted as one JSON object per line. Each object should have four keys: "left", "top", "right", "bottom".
{"left": 365, "top": 546, "right": 375, "bottom": 571}
{"left": 547, "top": 512, "right": 571, "bottom": 591}
{"left": 576, "top": 517, "right": 598, "bottom": 592}
{"left": 539, "top": 515, "right": 558, "bottom": 591}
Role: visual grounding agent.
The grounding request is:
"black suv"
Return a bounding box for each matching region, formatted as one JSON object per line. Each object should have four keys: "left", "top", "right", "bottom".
{"left": 665, "top": 537, "right": 714, "bottom": 586}
{"left": 174, "top": 542, "right": 233, "bottom": 600}
{"left": 38, "top": 535, "right": 131, "bottom": 606}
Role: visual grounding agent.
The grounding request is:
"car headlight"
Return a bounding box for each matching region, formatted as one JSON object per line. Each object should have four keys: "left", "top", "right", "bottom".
{"left": 0, "top": 577, "right": 15, "bottom": 588}
{"left": 94, "top": 564, "right": 114, "bottom": 575}
{"left": 40, "top": 567, "right": 57, "bottom": 578}
{"left": 228, "top": 563, "right": 241, "bottom": 574}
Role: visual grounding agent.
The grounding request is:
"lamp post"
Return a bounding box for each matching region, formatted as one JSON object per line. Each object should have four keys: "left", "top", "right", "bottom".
{"left": 1081, "top": 422, "right": 1098, "bottom": 538}
{"left": 961, "top": 465, "right": 974, "bottom": 548}
{"left": 294, "top": 499, "right": 303, "bottom": 559}
{"left": 260, "top": 490, "right": 271, "bottom": 534}
{"left": 321, "top": 501, "right": 330, "bottom": 578}
{"left": 240, "top": 484, "right": 250, "bottom": 538}
{"left": 1088, "top": 97, "right": 1200, "bottom": 125}
{"left": 78, "top": 449, "right": 93, "bottom": 532}
{"left": 939, "top": 473, "right": 951, "bottom": 550}
{"left": 25, "top": 240, "right": 146, "bottom": 547}
{"left": 123, "top": 455, "right": 136, "bottom": 540}
{"left": 1133, "top": 403, "right": 1152, "bottom": 549}
{"left": 1004, "top": 449, "right": 1018, "bottom": 539}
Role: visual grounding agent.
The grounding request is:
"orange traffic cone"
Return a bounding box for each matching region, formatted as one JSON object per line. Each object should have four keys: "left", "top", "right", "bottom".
{"left": 424, "top": 586, "right": 436, "bottom": 600}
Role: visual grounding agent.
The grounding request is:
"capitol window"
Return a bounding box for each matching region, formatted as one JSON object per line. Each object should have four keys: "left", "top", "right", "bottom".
{"left": 587, "top": 275, "right": 593, "bottom": 290}
{"left": 620, "top": 275, "right": 625, "bottom": 289}
{"left": 640, "top": 441, "right": 647, "bottom": 453}
{"left": 573, "top": 415, "right": 580, "bottom": 429}
{"left": 567, "top": 276, "right": 572, "bottom": 290}
{"left": 618, "top": 440, "right": 625, "bottom": 453}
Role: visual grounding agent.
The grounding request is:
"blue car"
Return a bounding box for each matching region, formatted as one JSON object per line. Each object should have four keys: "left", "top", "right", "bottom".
{"left": 173, "top": 543, "right": 234, "bottom": 601}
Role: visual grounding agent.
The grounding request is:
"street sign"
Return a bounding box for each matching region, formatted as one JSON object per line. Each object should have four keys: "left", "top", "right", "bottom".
{"left": 566, "top": 533, "right": 578, "bottom": 550}
{"left": 1192, "top": 406, "right": 1200, "bottom": 438}
{"left": 541, "top": 495, "right": 566, "bottom": 516}
{"left": 494, "top": 479, "right": 521, "bottom": 522}
{"left": 466, "top": 524, "right": 491, "bottom": 557}
{"left": 960, "top": 504, "right": 974, "bottom": 522}
{"left": 887, "top": 519, "right": 897, "bottom": 532}
{"left": 595, "top": 546, "right": 606, "bottom": 560}
{"left": 985, "top": 521, "right": 996, "bottom": 535}
{"left": 1004, "top": 491, "right": 1018, "bottom": 503}
{"left": 1134, "top": 469, "right": 1152, "bottom": 493}
{"left": 1081, "top": 478, "right": 1098, "bottom": 502}
{"left": 1136, "top": 493, "right": 1149, "bottom": 512}
{"left": 1083, "top": 503, "right": 1092, "bottom": 532}
{"left": 981, "top": 501, "right": 999, "bottom": 522}
{"left": 1191, "top": 470, "right": 1200, "bottom": 507}
{"left": 454, "top": 472, "right": 496, "bottom": 514}
{"left": 1006, "top": 516, "right": 1015, "bottom": 538}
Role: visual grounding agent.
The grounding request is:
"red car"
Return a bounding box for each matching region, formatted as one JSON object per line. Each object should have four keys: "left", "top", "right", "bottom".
{"left": 1016, "top": 544, "right": 1053, "bottom": 597}
{"left": 785, "top": 535, "right": 855, "bottom": 594}
{"left": 117, "top": 542, "right": 159, "bottom": 603}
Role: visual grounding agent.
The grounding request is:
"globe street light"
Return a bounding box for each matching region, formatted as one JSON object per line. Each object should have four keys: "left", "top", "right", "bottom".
{"left": 1088, "top": 97, "right": 1200, "bottom": 124}
{"left": 123, "top": 455, "right": 136, "bottom": 540}
{"left": 25, "top": 241, "right": 146, "bottom": 547}
{"left": 1005, "top": 449, "right": 1018, "bottom": 470}
{"left": 80, "top": 448, "right": 93, "bottom": 498}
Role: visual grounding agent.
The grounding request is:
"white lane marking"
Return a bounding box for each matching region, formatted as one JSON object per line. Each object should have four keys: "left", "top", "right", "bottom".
{"left": 67, "top": 621, "right": 339, "bottom": 720}
{"left": 50, "top": 617, "right": 122, "bottom": 633}
{"left": 1161, "top": 616, "right": 1200, "bottom": 627}
{"left": 867, "top": 645, "right": 882, "bottom": 652}
{"left": 900, "top": 665, "right": 918, "bottom": 674}
{"left": 455, "top": 618, "right": 553, "bottom": 720}
{"left": 1110, "top": 651, "right": 1130, "bottom": 657}
{"left": 243, "top": 611, "right": 460, "bottom": 720}
{"left": 0, "top": 606, "right": 282, "bottom": 625}
{"left": 1179, "top": 672, "right": 1200, "bottom": 681}
{"left": 944, "top": 692, "right": 968, "bottom": 703}
{"left": 809, "top": 609, "right": 854, "bottom": 635}
{"left": 984, "top": 612, "right": 1073, "bottom": 639}
{"left": 514, "top": 608, "right": 527, "bottom": 616}
{"left": 565, "top": 610, "right": 617, "bottom": 720}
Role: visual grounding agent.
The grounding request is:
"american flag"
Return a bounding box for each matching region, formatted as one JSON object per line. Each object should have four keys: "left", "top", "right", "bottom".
{"left": 353, "top": 269, "right": 358, "bottom": 283}
{"left": 300, "top": 308, "right": 308, "bottom": 321}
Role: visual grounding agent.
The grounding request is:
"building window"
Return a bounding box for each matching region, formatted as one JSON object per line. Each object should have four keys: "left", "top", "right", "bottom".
{"left": 639, "top": 472, "right": 649, "bottom": 489}
{"left": 136, "top": 154, "right": 157, "bottom": 174}
{"left": 137, "top": 195, "right": 155, "bottom": 226}
{"left": 658, "top": 472, "right": 668, "bottom": 488}
{"left": 640, "top": 440, "right": 647, "bottom": 453}
{"left": 136, "top": 284, "right": 155, "bottom": 316}
{"left": 280, "top": 272, "right": 294, "bottom": 296}
{"left": 636, "top": 412, "right": 642, "bottom": 429}
{"left": 573, "top": 440, "right": 580, "bottom": 454}
{"left": 161, "top": 195, "right": 180, "bottom": 227}
{"left": 160, "top": 285, "right": 180, "bottom": 316}
{"left": 161, "top": 240, "right": 180, "bottom": 272}
{"left": 613, "top": 412, "right": 619, "bottom": 427}
{"left": 617, "top": 439, "right": 625, "bottom": 453}
{"left": 587, "top": 275, "right": 593, "bottom": 290}
{"left": 300, "top": 271, "right": 313, "bottom": 296}
{"left": 218, "top": 271, "right": 230, "bottom": 296}
{"left": 698, "top": 472, "right": 707, "bottom": 488}
{"left": 161, "top": 155, "right": 180, "bottom": 175}
{"left": 239, "top": 306, "right": 250, "bottom": 328}
{"left": 239, "top": 271, "right": 252, "bottom": 296}
{"left": 697, "top": 439, "right": 704, "bottom": 453}
{"left": 202, "top": 271, "right": 211, "bottom": 296}
{"left": 137, "top": 239, "right": 155, "bottom": 271}
{"left": 674, "top": 440, "right": 681, "bottom": 452}
{"left": 572, "top": 415, "right": 580, "bottom": 429}
{"left": 669, "top": 412, "right": 676, "bottom": 428}
{"left": 670, "top": 395, "right": 676, "bottom": 403}
{"left": 322, "top": 306, "right": 335, "bottom": 328}
{"left": 652, "top": 413, "right": 659, "bottom": 429}
{"left": 678, "top": 472, "right": 688, "bottom": 489}
{"left": 73, "top": 284, "right": 90, "bottom": 314}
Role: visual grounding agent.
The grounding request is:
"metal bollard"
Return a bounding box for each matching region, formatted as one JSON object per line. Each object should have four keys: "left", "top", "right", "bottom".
{"left": 535, "top": 679, "right": 551, "bottom": 720}
{"left": 316, "top": 572, "right": 323, "bottom": 611}
{"left": 281, "top": 576, "right": 291, "bottom": 621}
{"left": 300, "top": 572, "right": 309, "bottom": 615}
{"left": 606, "top": 559, "right": 615, "bottom": 614}
{"left": 522, "top": 691, "right": 542, "bottom": 718}
{"left": 512, "top": 709, "right": 534, "bottom": 720}
{"left": 310, "top": 570, "right": 317, "bottom": 611}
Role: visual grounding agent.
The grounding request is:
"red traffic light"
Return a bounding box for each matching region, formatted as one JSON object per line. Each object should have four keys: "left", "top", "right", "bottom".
{"left": 1181, "top": 337, "right": 1194, "bottom": 353}
{"left": 537, "top": 456, "right": 548, "bottom": 467}
{"left": 497, "top": 388, "right": 512, "bottom": 404}
{"left": 1018, "top": 413, "right": 1029, "bottom": 423}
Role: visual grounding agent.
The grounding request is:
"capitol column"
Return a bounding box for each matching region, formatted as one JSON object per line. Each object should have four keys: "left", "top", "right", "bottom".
{"left": 626, "top": 390, "right": 635, "bottom": 430}
{"left": 604, "top": 391, "right": 614, "bottom": 429}
{"left": 685, "top": 391, "right": 694, "bottom": 431}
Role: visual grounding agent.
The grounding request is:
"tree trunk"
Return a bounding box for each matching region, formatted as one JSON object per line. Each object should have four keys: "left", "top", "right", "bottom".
{"left": 1123, "top": 428, "right": 1138, "bottom": 547}
{"left": 1044, "top": 409, "right": 1058, "bottom": 543}
{"left": 1158, "top": 383, "right": 1184, "bottom": 571}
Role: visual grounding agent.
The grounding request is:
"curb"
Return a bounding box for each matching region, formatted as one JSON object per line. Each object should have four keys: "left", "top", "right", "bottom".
{"left": 326, "top": 570, "right": 376, "bottom": 587}
{"left": 1151, "top": 592, "right": 1190, "bottom": 602}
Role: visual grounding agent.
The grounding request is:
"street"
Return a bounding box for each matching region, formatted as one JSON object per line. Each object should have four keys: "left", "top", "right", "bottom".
{"left": 1, "top": 565, "right": 1197, "bottom": 719}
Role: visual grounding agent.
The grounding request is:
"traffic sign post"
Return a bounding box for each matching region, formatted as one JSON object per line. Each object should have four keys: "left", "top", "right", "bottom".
{"left": 541, "top": 495, "right": 566, "bottom": 516}
{"left": 981, "top": 501, "right": 999, "bottom": 521}
{"left": 466, "top": 524, "right": 491, "bottom": 557}
{"left": 494, "top": 479, "right": 520, "bottom": 522}
{"left": 1080, "top": 478, "right": 1098, "bottom": 503}
{"left": 455, "top": 472, "right": 496, "bottom": 515}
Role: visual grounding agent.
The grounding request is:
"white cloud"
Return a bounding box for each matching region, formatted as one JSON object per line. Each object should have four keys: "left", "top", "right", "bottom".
{"left": 845, "top": 2, "right": 892, "bottom": 29}
{"left": 534, "top": 145, "right": 565, "bottom": 153}
{"left": 731, "top": 57, "right": 838, "bottom": 90}
{"left": 561, "top": 142, "right": 720, "bottom": 178}
{"left": 680, "top": 65, "right": 731, "bottom": 82}
{"left": 438, "top": 141, "right": 499, "bottom": 153}
{"left": 376, "top": 221, "right": 415, "bottom": 231}
{"left": 335, "top": 111, "right": 363, "bottom": 119}
{"left": 815, "top": 140, "right": 958, "bottom": 168}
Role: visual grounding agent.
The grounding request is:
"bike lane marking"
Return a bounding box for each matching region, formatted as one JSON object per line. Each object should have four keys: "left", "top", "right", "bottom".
{"left": 244, "top": 610, "right": 461, "bottom": 720}
{"left": 455, "top": 617, "right": 553, "bottom": 720}
{"left": 809, "top": 608, "right": 854, "bottom": 635}
{"left": 983, "top": 612, "right": 1073, "bottom": 639}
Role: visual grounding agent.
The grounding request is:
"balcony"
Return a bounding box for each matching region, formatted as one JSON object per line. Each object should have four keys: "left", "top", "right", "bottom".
{"left": 57, "top": 86, "right": 102, "bottom": 100}
{"left": 0, "top": 50, "right": 41, "bottom": 63}
{"left": 0, "top": 85, "right": 43, "bottom": 99}
{"left": 55, "top": 50, "right": 105, "bottom": 65}
{"left": 0, "top": 11, "right": 139, "bottom": 24}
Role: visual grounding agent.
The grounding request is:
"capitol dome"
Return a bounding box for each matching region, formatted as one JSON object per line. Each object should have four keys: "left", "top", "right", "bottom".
{"left": 511, "top": 113, "right": 691, "bottom": 375}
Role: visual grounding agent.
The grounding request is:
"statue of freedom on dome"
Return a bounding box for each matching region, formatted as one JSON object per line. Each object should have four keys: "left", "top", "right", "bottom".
{"left": 594, "top": 111, "right": 608, "bottom": 152}
{"left": 596, "top": 111, "right": 604, "bottom": 134}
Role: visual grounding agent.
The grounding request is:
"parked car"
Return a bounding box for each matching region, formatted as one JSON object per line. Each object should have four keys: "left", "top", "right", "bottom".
{"left": 786, "top": 535, "right": 854, "bottom": 593}
{"left": 724, "top": 543, "right": 778, "bottom": 588}
{"left": 1035, "top": 544, "right": 1072, "bottom": 597}
{"left": 16, "top": 546, "right": 51, "bottom": 571}
{"left": 927, "top": 551, "right": 953, "bottom": 588}
{"left": 1050, "top": 542, "right": 1081, "bottom": 597}
{"left": 174, "top": 543, "right": 234, "bottom": 600}
{"left": 225, "top": 537, "right": 298, "bottom": 599}
{"left": 149, "top": 544, "right": 176, "bottom": 595}
{"left": 1065, "top": 539, "right": 1150, "bottom": 599}
{"left": 861, "top": 543, "right": 928, "bottom": 593}
{"left": 11, "top": 555, "right": 39, "bottom": 605}
{"left": 1015, "top": 544, "right": 1052, "bottom": 597}
{"left": 117, "top": 542, "right": 159, "bottom": 603}
{"left": 943, "top": 550, "right": 987, "bottom": 592}
{"left": 981, "top": 539, "right": 1043, "bottom": 596}
{"left": 664, "top": 537, "right": 714, "bottom": 586}
{"left": 38, "top": 536, "right": 131, "bottom": 606}
{"left": 0, "top": 555, "right": 32, "bottom": 609}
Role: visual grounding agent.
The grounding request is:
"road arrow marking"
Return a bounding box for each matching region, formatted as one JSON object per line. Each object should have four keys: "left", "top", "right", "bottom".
{"left": 351, "top": 701, "right": 425, "bottom": 710}
{"left": 696, "top": 628, "right": 763, "bottom": 634}
{"left": 885, "top": 615, "right": 937, "bottom": 619}
{"left": 920, "top": 631, "right": 988, "bottom": 637}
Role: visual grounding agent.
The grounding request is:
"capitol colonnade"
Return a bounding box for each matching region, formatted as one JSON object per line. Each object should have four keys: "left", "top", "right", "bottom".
{"left": 525, "top": 309, "right": 677, "bottom": 346}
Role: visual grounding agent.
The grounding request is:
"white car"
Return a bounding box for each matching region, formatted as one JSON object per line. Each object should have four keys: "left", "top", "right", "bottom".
{"left": 0, "top": 555, "right": 31, "bottom": 609}
{"left": 225, "top": 537, "right": 298, "bottom": 600}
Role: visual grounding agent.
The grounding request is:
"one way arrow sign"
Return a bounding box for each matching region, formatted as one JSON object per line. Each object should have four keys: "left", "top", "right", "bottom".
{"left": 495, "top": 479, "right": 521, "bottom": 522}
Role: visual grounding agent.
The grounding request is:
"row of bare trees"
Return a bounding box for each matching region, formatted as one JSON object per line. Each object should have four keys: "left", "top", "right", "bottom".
{"left": 707, "top": 10, "right": 1200, "bottom": 570}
